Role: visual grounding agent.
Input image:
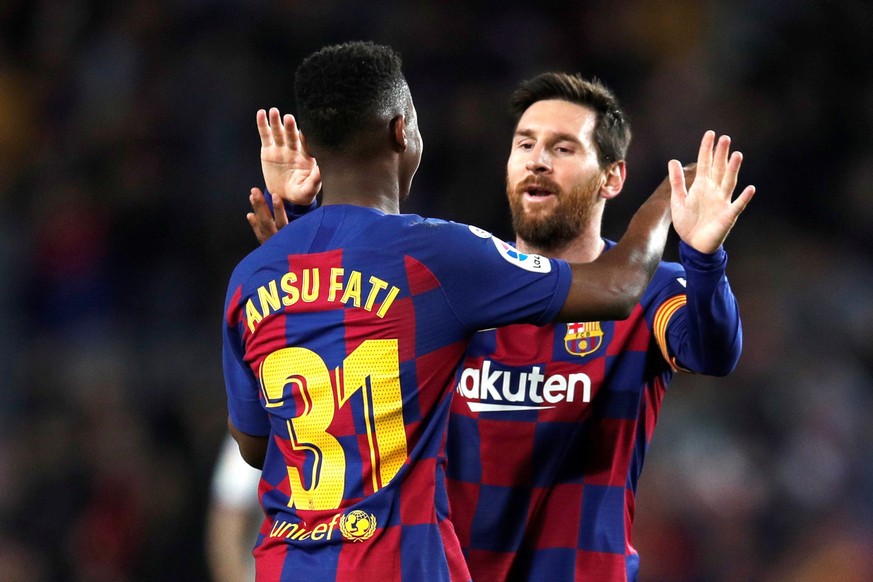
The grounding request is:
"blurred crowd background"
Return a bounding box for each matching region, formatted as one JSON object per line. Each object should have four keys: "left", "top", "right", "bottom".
{"left": 2, "top": 0, "right": 873, "bottom": 580}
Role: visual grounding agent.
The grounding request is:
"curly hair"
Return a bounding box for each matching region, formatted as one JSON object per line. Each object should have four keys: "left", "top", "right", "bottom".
{"left": 294, "top": 41, "right": 408, "bottom": 150}
{"left": 509, "top": 73, "right": 631, "bottom": 167}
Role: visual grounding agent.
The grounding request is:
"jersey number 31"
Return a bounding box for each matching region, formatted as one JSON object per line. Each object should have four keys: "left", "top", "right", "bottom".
{"left": 259, "top": 340, "right": 408, "bottom": 511}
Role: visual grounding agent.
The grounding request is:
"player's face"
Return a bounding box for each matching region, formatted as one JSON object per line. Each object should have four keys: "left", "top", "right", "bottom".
{"left": 506, "top": 99, "right": 606, "bottom": 250}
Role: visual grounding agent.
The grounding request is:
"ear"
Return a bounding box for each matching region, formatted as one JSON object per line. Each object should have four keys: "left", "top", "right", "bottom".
{"left": 390, "top": 114, "right": 408, "bottom": 151}
{"left": 600, "top": 160, "right": 626, "bottom": 200}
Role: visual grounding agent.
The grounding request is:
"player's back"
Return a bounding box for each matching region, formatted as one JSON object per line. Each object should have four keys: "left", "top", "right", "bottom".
{"left": 223, "top": 205, "right": 572, "bottom": 581}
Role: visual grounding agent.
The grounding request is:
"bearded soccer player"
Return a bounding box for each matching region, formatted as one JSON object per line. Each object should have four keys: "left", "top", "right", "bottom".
{"left": 220, "top": 43, "right": 709, "bottom": 582}
{"left": 443, "top": 75, "right": 752, "bottom": 581}
{"left": 239, "top": 61, "right": 754, "bottom": 580}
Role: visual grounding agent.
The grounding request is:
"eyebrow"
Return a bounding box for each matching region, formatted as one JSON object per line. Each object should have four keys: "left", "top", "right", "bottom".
{"left": 514, "top": 128, "right": 582, "bottom": 144}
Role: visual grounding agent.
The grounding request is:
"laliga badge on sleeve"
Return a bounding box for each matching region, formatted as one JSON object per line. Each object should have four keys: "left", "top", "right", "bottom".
{"left": 490, "top": 237, "right": 551, "bottom": 273}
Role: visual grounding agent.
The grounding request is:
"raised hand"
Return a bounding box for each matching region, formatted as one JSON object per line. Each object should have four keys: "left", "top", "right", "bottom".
{"left": 651, "top": 163, "right": 697, "bottom": 206}
{"left": 246, "top": 187, "right": 287, "bottom": 245}
{"left": 258, "top": 108, "right": 322, "bottom": 205}
{"left": 669, "top": 131, "right": 756, "bottom": 254}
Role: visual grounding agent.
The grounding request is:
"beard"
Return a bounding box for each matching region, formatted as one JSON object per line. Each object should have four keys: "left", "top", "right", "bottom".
{"left": 506, "top": 173, "right": 601, "bottom": 252}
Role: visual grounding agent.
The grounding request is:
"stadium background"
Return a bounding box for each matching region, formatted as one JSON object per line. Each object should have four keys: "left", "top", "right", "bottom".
{"left": 1, "top": 1, "right": 872, "bottom": 579}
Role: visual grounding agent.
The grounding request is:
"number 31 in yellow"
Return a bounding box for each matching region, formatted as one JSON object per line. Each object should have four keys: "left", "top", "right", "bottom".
{"left": 259, "top": 339, "right": 408, "bottom": 511}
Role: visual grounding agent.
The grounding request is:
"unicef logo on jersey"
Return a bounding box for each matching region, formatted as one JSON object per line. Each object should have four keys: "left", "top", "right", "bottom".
{"left": 267, "top": 510, "right": 378, "bottom": 544}
{"left": 490, "top": 237, "right": 552, "bottom": 273}
{"left": 339, "top": 510, "right": 377, "bottom": 542}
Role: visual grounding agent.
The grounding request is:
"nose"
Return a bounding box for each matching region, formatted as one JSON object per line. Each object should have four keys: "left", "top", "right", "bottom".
{"left": 525, "top": 146, "right": 551, "bottom": 173}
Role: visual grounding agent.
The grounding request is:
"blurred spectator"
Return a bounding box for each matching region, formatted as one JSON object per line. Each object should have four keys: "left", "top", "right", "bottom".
{"left": 205, "top": 434, "right": 261, "bottom": 582}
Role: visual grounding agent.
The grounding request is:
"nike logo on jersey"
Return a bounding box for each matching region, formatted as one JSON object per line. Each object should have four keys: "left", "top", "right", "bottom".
{"left": 456, "top": 360, "right": 591, "bottom": 412}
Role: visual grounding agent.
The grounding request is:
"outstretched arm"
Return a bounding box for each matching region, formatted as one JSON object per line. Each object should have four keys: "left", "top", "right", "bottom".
{"left": 556, "top": 130, "right": 753, "bottom": 323}
{"left": 659, "top": 132, "right": 755, "bottom": 375}
{"left": 556, "top": 175, "right": 673, "bottom": 322}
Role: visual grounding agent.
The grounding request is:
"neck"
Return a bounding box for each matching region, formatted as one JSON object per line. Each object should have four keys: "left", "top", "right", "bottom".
{"left": 318, "top": 155, "right": 404, "bottom": 215}
{"left": 322, "top": 189, "right": 401, "bottom": 214}
{"left": 515, "top": 207, "right": 606, "bottom": 263}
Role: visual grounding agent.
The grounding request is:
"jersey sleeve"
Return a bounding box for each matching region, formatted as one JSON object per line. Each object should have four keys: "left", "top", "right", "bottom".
{"left": 648, "top": 241, "right": 742, "bottom": 375}
{"left": 222, "top": 278, "right": 271, "bottom": 437}
{"left": 412, "top": 222, "right": 572, "bottom": 331}
{"left": 262, "top": 188, "right": 319, "bottom": 220}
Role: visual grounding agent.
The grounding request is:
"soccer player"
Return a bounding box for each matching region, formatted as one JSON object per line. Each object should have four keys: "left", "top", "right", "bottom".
{"left": 444, "top": 74, "right": 751, "bottom": 581}
{"left": 224, "top": 42, "right": 750, "bottom": 581}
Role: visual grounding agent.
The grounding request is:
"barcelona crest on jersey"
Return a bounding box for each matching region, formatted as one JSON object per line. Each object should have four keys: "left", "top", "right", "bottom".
{"left": 564, "top": 322, "right": 603, "bottom": 356}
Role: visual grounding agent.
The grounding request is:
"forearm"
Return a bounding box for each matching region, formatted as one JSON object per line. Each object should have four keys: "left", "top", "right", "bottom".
{"left": 228, "top": 418, "right": 268, "bottom": 470}
{"left": 557, "top": 188, "right": 672, "bottom": 322}
{"left": 668, "top": 242, "right": 742, "bottom": 375}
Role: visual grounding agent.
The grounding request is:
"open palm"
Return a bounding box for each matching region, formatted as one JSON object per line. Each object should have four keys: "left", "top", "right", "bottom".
{"left": 669, "top": 131, "right": 756, "bottom": 254}
{"left": 258, "top": 107, "right": 322, "bottom": 205}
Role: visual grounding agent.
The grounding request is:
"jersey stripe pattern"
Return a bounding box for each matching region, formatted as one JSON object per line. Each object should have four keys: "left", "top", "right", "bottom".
{"left": 446, "top": 240, "right": 741, "bottom": 582}
{"left": 222, "top": 205, "right": 572, "bottom": 582}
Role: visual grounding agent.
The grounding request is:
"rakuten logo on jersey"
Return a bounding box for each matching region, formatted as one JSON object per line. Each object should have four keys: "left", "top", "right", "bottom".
{"left": 456, "top": 360, "right": 591, "bottom": 412}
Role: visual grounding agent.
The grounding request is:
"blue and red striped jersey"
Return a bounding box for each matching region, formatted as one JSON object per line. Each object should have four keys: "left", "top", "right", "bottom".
{"left": 222, "top": 205, "right": 572, "bottom": 582}
{"left": 446, "top": 240, "right": 742, "bottom": 582}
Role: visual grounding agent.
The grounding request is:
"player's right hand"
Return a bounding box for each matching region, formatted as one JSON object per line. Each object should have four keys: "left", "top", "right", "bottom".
{"left": 669, "top": 131, "right": 755, "bottom": 254}
{"left": 258, "top": 108, "right": 322, "bottom": 205}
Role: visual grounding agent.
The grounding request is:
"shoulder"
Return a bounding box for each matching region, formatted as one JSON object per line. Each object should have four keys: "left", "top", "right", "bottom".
{"left": 226, "top": 247, "right": 265, "bottom": 292}
{"left": 383, "top": 216, "right": 502, "bottom": 255}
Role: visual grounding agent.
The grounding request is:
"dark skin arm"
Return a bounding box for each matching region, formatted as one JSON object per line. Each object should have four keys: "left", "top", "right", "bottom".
{"left": 246, "top": 176, "right": 670, "bottom": 323}
{"left": 228, "top": 417, "right": 268, "bottom": 470}
{"left": 557, "top": 181, "right": 672, "bottom": 322}
{"left": 556, "top": 131, "right": 753, "bottom": 322}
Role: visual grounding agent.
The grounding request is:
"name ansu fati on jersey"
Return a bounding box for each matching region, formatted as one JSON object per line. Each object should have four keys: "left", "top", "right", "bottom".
{"left": 245, "top": 267, "right": 401, "bottom": 332}
{"left": 457, "top": 360, "right": 592, "bottom": 405}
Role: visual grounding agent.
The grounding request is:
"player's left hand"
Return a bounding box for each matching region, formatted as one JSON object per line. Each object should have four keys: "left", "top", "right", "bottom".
{"left": 669, "top": 131, "right": 756, "bottom": 254}
{"left": 246, "top": 187, "right": 287, "bottom": 245}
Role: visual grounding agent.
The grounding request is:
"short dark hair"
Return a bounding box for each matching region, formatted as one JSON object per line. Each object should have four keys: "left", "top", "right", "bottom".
{"left": 294, "top": 41, "right": 408, "bottom": 151}
{"left": 509, "top": 73, "right": 631, "bottom": 167}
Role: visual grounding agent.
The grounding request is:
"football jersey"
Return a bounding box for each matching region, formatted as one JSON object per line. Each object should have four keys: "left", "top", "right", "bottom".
{"left": 222, "top": 205, "right": 573, "bottom": 582}
{"left": 446, "top": 240, "right": 741, "bottom": 582}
